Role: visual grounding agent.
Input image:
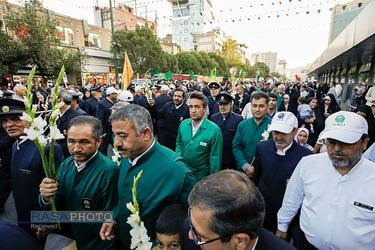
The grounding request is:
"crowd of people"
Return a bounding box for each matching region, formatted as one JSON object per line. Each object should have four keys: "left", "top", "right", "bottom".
{"left": 0, "top": 77, "right": 375, "bottom": 250}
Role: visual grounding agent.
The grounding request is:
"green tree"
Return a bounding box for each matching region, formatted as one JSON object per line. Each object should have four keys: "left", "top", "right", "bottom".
{"left": 4, "top": 0, "right": 85, "bottom": 81}
{"left": 175, "top": 52, "right": 201, "bottom": 74}
{"left": 112, "top": 25, "right": 166, "bottom": 74}
{"left": 208, "top": 52, "right": 228, "bottom": 77}
{"left": 162, "top": 52, "right": 179, "bottom": 73}
{"left": 254, "top": 62, "right": 270, "bottom": 78}
{"left": 0, "top": 27, "right": 28, "bottom": 78}
{"left": 219, "top": 39, "right": 243, "bottom": 67}
{"left": 198, "top": 51, "right": 219, "bottom": 76}
{"left": 189, "top": 52, "right": 205, "bottom": 75}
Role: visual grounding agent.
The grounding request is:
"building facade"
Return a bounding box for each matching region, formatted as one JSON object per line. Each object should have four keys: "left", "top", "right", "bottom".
{"left": 168, "top": 0, "right": 213, "bottom": 51}
{"left": 251, "top": 51, "right": 278, "bottom": 73}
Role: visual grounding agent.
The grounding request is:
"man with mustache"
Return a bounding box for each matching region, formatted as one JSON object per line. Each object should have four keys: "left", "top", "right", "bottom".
{"left": 210, "top": 92, "right": 243, "bottom": 170}
{"left": 40, "top": 116, "right": 119, "bottom": 249}
{"left": 277, "top": 111, "right": 375, "bottom": 249}
{"left": 251, "top": 112, "right": 312, "bottom": 234}
{"left": 99, "top": 104, "right": 196, "bottom": 249}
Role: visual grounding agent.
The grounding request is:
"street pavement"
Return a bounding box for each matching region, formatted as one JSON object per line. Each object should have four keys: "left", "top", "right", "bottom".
{"left": 0, "top": 193, "right": 75, "bottom": 250}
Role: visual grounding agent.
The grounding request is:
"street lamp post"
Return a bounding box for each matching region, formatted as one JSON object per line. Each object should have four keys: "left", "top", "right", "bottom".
{"left": 109, "top": 0, "right": 119, "bottom": 86}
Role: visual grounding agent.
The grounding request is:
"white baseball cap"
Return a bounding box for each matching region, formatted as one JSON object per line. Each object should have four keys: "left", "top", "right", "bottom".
{"left": 161, "top": 85, "right": 170, "bottom": 92}
{"left": 106, "top": 87, "right": 121, "bottom": 95}
{"left": 319, "top": 111, "right": 368, "bottom": 144}
{"left": 119, "top": 91, "right": 134, "bottom": 102}
{"left": 268, "top": 112, "right": 298, "bottom": 134}
{"left": 135, "top": 86, "right": 144, "bottom": 93}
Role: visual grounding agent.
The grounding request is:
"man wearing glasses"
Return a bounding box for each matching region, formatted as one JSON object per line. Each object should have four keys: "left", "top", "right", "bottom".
{"left": 277, "top": 111, "right": 375, "bottom": 249}
{"left": 187, "top": 170, "right": 295, "bottom": 249}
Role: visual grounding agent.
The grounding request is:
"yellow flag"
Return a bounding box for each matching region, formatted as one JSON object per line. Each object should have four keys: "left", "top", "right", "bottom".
{"left": 122, "top": 51, "right": 133, "bottom": 90}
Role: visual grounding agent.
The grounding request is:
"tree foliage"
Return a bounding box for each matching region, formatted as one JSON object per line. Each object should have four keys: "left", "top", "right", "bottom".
{"left": 175, "top": 52, "right": 202, "bottom": 74}
{"left": 219, "top": 39, "right": 243, "bottom": 67}
{"left": 112, "top": 25, "right": 166, "bottom": 74}
{"left": 4, "top": 0, "right": 85, "bottom": 81}
{"left": 254, "top": 62, "right": 270, "bottom": 78}
{"left": 0, "top": 28, "right": 28, "bottom": 77}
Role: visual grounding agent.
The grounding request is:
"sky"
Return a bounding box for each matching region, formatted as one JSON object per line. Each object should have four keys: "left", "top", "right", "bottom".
{"left": 36, "top": 0, "right": 357, "bottom": 69}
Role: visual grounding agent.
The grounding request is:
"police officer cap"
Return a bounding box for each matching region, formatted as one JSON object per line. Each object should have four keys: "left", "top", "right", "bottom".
{"left": 91, "top": 86, "right": 101, "bottom": 92}
{"left": 216, "top": 92, "right": 233, "bottom": 104}
{"left": 0, "top": 99, "right": 26, "bottom": 117}
{"left": 209, "top": 82, "right": 220, "bottom": 89}
{"left": 0, "top": 90, "right": 14, "bottom": 98}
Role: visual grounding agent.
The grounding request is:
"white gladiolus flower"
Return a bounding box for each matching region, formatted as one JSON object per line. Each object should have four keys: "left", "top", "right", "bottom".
{"left": 261, "top": 130, "right": 270, "bottom": 141}
{"left": 20, "top": 112, "right": 32, "bottom": 123}
{"left": 51, "top": 109, "right": 60, "bottom": 119}
{"left": 129, "top": 222, "right": 150, "bottom": 249}
{"left": 50, "top": 125, "right": 64, "bottom": 140}
{"left": 33, "top": 116, "right": 47, "bottom": 130}
{"left": 37, "top": 135, "right": 47, "bottom": 147}
{"left": 23, "top": 96, "right": 30, "bottom": 108}
{"left": 126, "top": 202, "right": 137, "bottom": 214}
{"left": 56, "top": 102, "right": 65, "bottom": 109}
{"left": 21, "top": 127, "right": 43, "bottom": 141}
{"left": 32, "top": 104, "right": 38, "bottom": 113}
{"left": 127, "top": 212, "right": 140, "bottom": 228}
{"left": 137, "top": 242, "right": 153, "bottom": 250}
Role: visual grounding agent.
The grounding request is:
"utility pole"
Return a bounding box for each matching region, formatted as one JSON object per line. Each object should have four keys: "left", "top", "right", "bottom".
{"left": 109, "top": 0, "right": 119, "bottom": 86}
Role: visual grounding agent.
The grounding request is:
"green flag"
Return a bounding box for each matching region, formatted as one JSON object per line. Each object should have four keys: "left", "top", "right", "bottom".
{"left": 179, "top": 70, "right": 183, "bottom": 74}
{"left": 210, "top": 67, "right": 216, "bottom": 81}
{"left": 190, "top": 73, "right": 195, "bottom": 80}
{"left": 166, "top": 71, "right": 173, "bottom": 80}
{"left": 243, "top": 71, "right": 246, "bottom": 80}
{"left": 152, "top": 69, "right": 160, "bottom": 75}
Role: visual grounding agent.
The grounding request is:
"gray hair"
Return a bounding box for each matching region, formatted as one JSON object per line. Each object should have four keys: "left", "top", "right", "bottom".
{"left": 188, "top": 170, "right": 265, "bottom": 241}
{"left": 14, "top": 84, "right": 24, "bottom": 92}
{"left": 109, "top": 104, "right": 154, "bottom": 138}
{"left": 58, "top": 88, "right": 73, "bottom": 105}
{"left": 111, "top": 102, "right": 130, "bottom": 111}
{"left": 68, "top": 116, "right": 102, "bottom": 141}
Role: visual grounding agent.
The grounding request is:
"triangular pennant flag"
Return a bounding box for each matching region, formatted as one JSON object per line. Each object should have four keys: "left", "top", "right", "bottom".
{"left": 358, "top": 3, "right": 362, "bottom": 7}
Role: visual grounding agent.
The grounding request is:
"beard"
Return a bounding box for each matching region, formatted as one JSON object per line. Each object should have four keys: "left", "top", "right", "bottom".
{"left": 328, "top": 151, "right": 362, "bottom": 168}
{"left": 220, "top": 107, "right": 230, "bottom": 115}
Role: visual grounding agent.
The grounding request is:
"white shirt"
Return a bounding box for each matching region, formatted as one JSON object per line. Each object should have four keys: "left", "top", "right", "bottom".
{"left": 241, "top": 102, "right": 253, "bottom": 120}
{"left": 277, "top": 153, "right": 375, "bottom": 249}
{"left": 128, "top": 139, "right": 155, "bottom": 166}
{"left": 74, "top": 151, "right": 97, "bottom": 172}
{"left": 192, "top": 119, "right": 204, "bottom": 136}
{"left": 275, "top": 141, "right": 293, "bottom": 156}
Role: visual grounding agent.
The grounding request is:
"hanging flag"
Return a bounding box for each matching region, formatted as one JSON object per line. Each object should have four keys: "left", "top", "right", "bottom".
{"left": 342, "top": 5, "right": 347, "bottom": 10}
{"left": 122, "top": 51, "right": 133, "bottom": 91}
{"left": 358, "top": 3, "right": 362, "bottom": 7}
{"left": 317, "top": 9, "right": 321, "bottom": 13}
{"left": 166, "top": 71, "right": 173, "bottom": 80}
{"left": 190, "top": 73, "right": 196, "bottom": 80}
{"left": 255, "top": 70, "right": 260, "bottom": 83}
{"left": 210, "top": 67, "right": 216, "bottom": 81}
{"left": 243, "top": 71, "right": 246, "bottom": 80}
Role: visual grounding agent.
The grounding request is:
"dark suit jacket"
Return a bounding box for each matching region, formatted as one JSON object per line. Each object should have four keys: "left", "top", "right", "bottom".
{"left": 96, "top": 98, "right": 115, "bottom": 136}
{"left": 56, "top": 107, "right": 83, "bottom": 158}
{"left": 234, "top": 93, "right": 250, "bottom": 112}
{"left": 85, "top": 97, "right": 99, "bottom": 116}
{"left": 207, "top": 95, "right": 220, "bottom": 116}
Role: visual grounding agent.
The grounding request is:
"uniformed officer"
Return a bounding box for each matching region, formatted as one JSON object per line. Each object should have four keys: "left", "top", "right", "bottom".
{"left": 207, "top": 82, "right": 221, "bottom": 115}
{"left": 210, "top": 92, "right": 243, "bottom": 170}
{"left": 84, "top": 86, "right": 102, "bottom": 116}
{"left": 96, "top": 86, "right": 120, "bottom": 156}
{"left": 0, "top": 99, "right": 63, "bottom": 245}
{"left": 69, "top": 91, "right": 88, "bottom": 116}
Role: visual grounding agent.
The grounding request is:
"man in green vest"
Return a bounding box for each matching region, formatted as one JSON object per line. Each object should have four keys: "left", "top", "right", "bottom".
{"left": 176, "top": 92, "right": 223, "bottom": 181}
{"left": 39, "top": 116, "right": 119, "bottom": 250}
{"left": 99, "top": 104, "right": 196, "bottom": 249}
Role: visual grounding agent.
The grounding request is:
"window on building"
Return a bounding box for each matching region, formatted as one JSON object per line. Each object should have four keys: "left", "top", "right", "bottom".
{"left": 85, "top": 33, "right": 102, "bottom": 49}
{"left": 184, "top": 20, "right": 188, "bottom": 25}
{"left": 184, "top": 37, "right": 188, "bottom": 42}
{"left": 181, "top": 8, "right": 190, "bottom": 16}
{"left": 184, "top": 29, "right": 188, "bottom": 33}
{"left": 57, "top": 27, "right": 74, "bottom": 46}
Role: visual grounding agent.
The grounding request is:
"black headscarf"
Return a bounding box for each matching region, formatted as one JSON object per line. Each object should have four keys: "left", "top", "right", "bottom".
{"left": 355, "top": 104, "right": 375, "bottom": 147}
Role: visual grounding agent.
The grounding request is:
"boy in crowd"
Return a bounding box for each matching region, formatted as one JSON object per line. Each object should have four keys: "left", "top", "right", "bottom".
{"left": 297, "top": 96, "right": 314, "bottom": 133}
{"left": 155, "top": 204, "right": 187, "bottom": 250}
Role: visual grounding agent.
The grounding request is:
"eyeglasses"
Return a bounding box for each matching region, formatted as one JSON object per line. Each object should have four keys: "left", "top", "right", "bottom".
{"left": 1, "top": 116, "right": 23, "bottom": 126}
{"left": 188, "top": 207, "right": 232, "bottom": 246}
